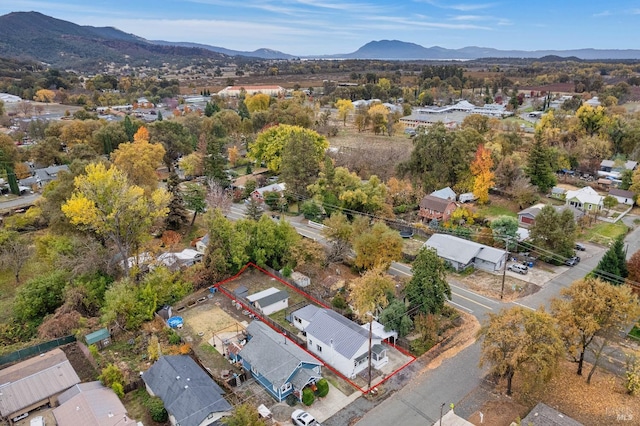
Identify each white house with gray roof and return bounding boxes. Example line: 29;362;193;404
232;321;322;402
290;306;387;379
246;287;289;315
142;355;232;426
424;234;507;273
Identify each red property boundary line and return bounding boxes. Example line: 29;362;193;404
212;263;416;394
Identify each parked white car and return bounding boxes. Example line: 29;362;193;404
291;409;321;426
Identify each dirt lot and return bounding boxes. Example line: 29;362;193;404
470;359;640;426
453;270;540;302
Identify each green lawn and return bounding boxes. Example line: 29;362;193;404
580;221;629;245
476;204;517;219
629;326;640;341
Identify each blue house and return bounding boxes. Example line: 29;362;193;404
231;321;323;402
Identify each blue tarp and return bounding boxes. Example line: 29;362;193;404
167;316;184;328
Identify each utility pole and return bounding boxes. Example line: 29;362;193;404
439;402;445;425
500;235;510;300
367;316;373;392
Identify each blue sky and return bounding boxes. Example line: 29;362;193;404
2;1;638;55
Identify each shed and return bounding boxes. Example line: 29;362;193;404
84;328;111;349
247;288;289;315
290;271;310;287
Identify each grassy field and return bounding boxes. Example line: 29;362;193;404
580;221;629;245
475;203;518;219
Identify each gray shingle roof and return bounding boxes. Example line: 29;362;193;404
303;309;369;359
253;290;288;307
240;321;321;388
142;356;231;426
430;187;456;200
520;402;583;426
54;382;136;426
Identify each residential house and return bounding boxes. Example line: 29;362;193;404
142;355;232;426
84;328;111;350
53;381;137;426
430;187;457;201
251;183;286;203
19;165;70;189
521;402;583;426
246;288;289;316
231;321;322;402
0;348;81;422
418;195;457;223
290;305;387;379
608;188;635;206
598;159;638;180
550;186;566;200
565;186;604;212
584;96;601;107
156;249;203;271
518;203;583;228
195;234;209;254
423;234;507;273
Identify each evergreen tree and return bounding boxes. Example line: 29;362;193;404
238;100;251;120
204;102;215;117
526;137;556;192
123;115;136;142
405;247;451;315
165;172;189;230
593;236;628;285
156;111;163;121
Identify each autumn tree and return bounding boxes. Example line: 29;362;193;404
592;235;628;285
34;89;56;103
111;127;165;194
353;222;403;270
244;93;271;113
479;307;563;395
575;104;607;137
0;231;34;284
336;99;355;126
627;250;640;283
349;267;395;319
368;103;389;135
222;404;266;426
470;144;494;204
322;212;355;263
203;210;250;281
552;277;640;383
405;247;451;316
62;163;170;276
249;124;328;174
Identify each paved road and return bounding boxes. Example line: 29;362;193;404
0;193;41;212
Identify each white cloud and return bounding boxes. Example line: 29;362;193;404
415;0;496;11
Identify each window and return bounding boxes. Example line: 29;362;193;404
281;382;292;393
308;339;312;346
251;365;258;375
316;344;322;352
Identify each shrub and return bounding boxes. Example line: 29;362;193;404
146;396;169;422
168;330;182;345
302;387;315;406
99;364;125;394
282;266;292;277
111;382;124;398
332;293;348;310
315;379;329;398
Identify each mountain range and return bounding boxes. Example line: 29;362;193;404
1;11;640;71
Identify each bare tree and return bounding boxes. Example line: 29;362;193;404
0;234;34;284
206;179;232;214
17;101;33;117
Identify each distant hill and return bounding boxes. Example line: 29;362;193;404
334;40;640;60
0;11;229;70
2;12;640;71
150;40;295;59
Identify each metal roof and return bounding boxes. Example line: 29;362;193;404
85;328;110;345
142;356;231;426
292;304;321;323
0;349;80;417
520;402;583;426
424;233;507;265
54;382;137;426
239;321;321;388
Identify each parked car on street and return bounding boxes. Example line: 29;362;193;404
565;255;581;266
575;243;586;251
292;409;321;426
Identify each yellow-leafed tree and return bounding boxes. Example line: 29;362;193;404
61;163;169;275
34;89;56;103
336;99;354;126
470;144;494;204
349;267;395;320
244;93;271;113
111;127;165;194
